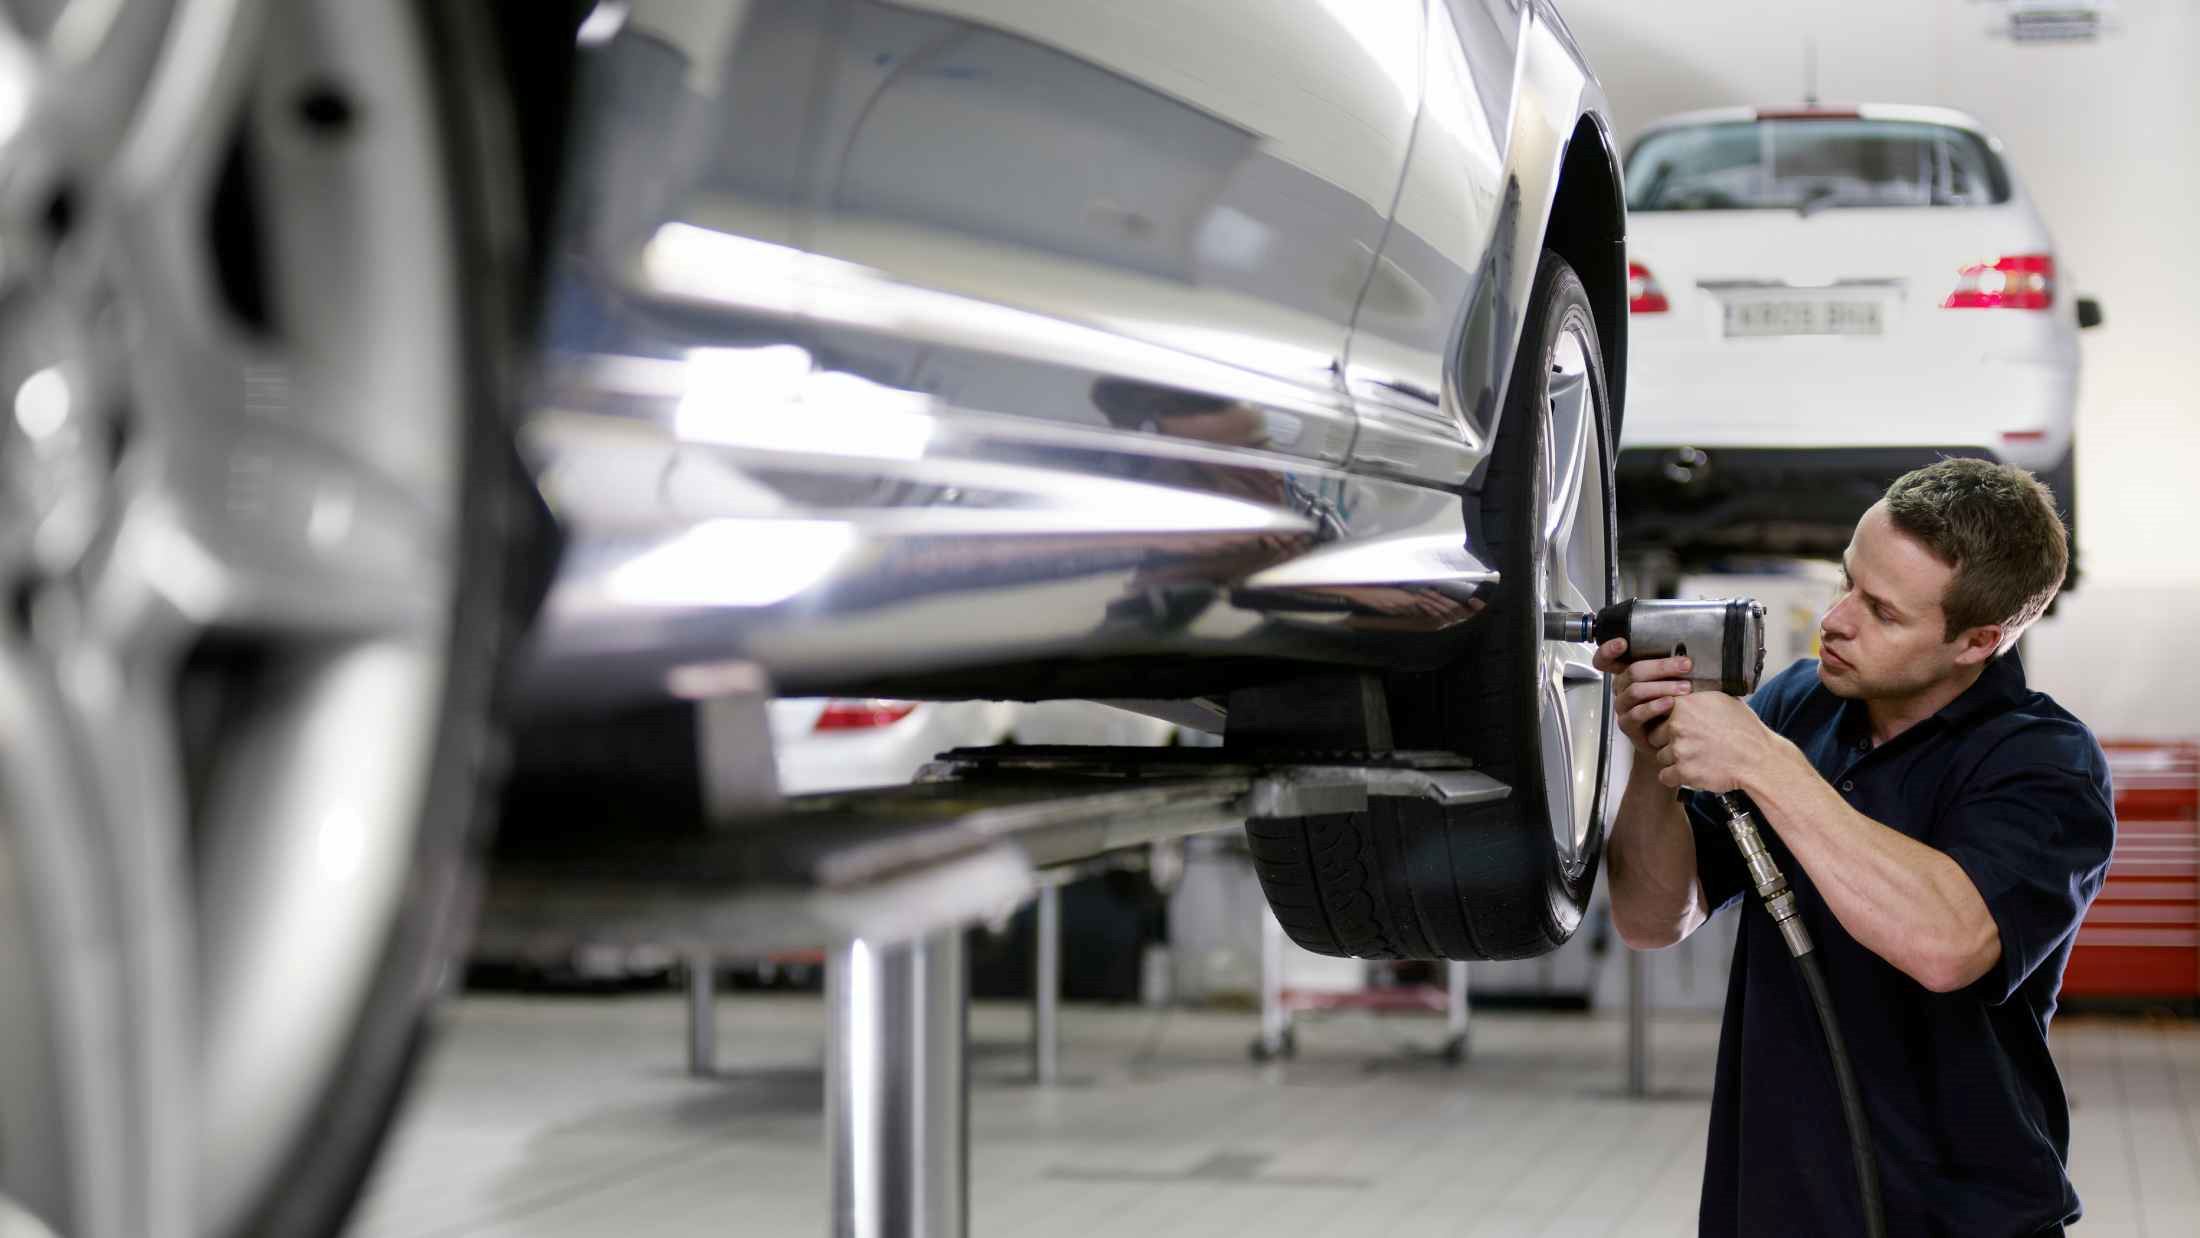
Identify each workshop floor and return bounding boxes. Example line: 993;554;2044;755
346;993;2199;1237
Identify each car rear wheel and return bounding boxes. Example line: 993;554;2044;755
1248;252;1617;960
0;2;529;1234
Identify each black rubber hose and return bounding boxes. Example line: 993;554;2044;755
1793;950;1887;1238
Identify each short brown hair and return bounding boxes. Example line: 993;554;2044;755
1882;458;2069;641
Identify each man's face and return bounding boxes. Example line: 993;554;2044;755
1817;503;1974;700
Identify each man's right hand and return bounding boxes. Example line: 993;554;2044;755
1593;639;1695;759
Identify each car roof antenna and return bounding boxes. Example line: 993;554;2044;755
1803;35;1820;107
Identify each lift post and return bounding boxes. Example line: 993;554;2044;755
828;930;968;1238
478;743;1508;1238
688;950;717;1077
1033;883;1062;1085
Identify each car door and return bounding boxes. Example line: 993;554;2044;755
791;0;1425;467
1343;0;1518;488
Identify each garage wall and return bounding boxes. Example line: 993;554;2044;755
1562;0;2200;735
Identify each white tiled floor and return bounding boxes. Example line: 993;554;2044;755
346;994;2199;1237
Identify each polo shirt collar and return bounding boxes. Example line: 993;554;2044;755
1936;647;2031;728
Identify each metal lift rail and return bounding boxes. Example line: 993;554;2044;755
481;743;1506;1238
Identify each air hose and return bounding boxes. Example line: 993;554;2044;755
1714;790;1887;1238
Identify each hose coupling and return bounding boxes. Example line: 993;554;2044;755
1723;802;1816;958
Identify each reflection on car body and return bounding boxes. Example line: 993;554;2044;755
517;0;1624;709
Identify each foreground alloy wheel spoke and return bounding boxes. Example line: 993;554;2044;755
61;644;196;1234
0;633;136;1235
92;413;456;643
0;0;181;186
87;0;453;644
192;633;449;1231
0;605;199;1231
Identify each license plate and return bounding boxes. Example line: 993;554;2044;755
1723;298;1884;338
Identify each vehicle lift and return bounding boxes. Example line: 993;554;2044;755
481;710;1508;1238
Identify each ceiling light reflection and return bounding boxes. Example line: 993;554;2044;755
1313;0;1422;113
14;366;70;440
644;222;1335;399
675;345;936;461
605;518;856;608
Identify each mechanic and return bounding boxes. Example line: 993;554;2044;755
1597;457;2114;1237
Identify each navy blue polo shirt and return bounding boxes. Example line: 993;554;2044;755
1686;652;2114;1238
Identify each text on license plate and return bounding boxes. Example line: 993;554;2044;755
1723;299;1884;338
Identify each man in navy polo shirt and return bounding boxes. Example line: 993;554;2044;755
1597;458;2114;1237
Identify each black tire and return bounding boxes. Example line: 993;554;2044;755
1249;252;1618;961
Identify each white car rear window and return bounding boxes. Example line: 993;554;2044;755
1626;119;2011;212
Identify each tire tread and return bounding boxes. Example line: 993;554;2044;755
1247;252;1615;962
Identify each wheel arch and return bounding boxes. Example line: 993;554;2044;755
1541;114;1628;439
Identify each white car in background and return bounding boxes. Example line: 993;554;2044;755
769;699;1181;795
1617;104;2101;574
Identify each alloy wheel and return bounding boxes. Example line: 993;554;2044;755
1531;314;1615;874
0;1;482;1232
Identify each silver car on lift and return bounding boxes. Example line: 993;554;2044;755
0;0;1624;1232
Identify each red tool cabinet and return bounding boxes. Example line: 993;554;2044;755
2060;741;2200;1001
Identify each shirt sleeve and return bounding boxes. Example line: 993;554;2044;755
1939;734;2116;1006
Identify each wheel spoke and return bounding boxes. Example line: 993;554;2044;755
195;636;447;1223
107;0;267;201
0;0;181;178
0;604;197;1230
1542;366;1589;545
1563;675;1607;850
85;0;459;643
1556;645;1601;685
1547;554;1596;620
91;410;456;640
58;637;195;1233
0;633;133;1233
1539;668;1577;850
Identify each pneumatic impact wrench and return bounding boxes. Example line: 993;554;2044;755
1547;598;1886;1238
1545;600;1810;956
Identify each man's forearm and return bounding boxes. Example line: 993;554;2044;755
1742;750;2001;992
1606;757;1710;949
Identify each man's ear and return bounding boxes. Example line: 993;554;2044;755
1953;624;2006;667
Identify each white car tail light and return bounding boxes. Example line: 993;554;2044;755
1628;261;1669;314
814;699;919;731
1944;254;2054;310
